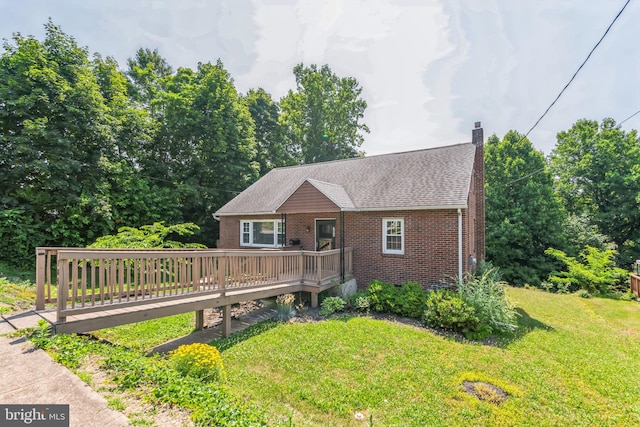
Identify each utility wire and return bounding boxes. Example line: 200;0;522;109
523;0;632;138
501;0;632;188
618;108;640;127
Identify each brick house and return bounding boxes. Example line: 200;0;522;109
214;123;485;289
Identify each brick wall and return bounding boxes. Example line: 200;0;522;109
218;208;469;289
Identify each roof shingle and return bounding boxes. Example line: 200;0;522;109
216;142;477;215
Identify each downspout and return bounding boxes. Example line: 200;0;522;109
457;208;463;284
340;210;345;283
281;213;286;247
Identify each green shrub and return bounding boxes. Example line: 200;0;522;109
366;280;399;312
347;290;371;312
606;290;636;301
575;289;592;299
170;343;225;382
395;281;428;318
545;246;629;295
320;296;346;316
457;268;518;333
89;222;206;249
423;290;481;338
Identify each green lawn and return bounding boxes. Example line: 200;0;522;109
91;313;195;351
219;288;640;426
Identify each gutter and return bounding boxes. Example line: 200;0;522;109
458;208;463;284
215;204;469;217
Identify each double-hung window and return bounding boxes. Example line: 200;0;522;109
240;220;285;248
383;218;404;255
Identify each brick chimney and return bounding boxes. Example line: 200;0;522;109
472;122;485;263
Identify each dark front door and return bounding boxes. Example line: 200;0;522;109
316;219;336;251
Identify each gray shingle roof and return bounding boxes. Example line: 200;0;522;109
216;142;477;215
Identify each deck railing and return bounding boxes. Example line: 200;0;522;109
631;273;640;298
36;247;353;315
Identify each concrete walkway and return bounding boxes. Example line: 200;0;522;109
0;311;131;426
0;304;279;426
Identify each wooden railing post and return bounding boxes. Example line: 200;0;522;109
57;256;68;323
35;248;46;310
298;252;305;283
219;254;226;295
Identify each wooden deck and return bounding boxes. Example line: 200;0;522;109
35;247;353;335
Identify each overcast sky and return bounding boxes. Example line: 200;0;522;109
2;0;638;155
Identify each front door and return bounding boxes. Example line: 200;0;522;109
316;219;336;251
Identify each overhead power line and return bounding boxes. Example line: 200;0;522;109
501;0;632;188
523;0;632;138
618;108;640;127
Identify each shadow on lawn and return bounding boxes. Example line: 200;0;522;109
487;308;554;348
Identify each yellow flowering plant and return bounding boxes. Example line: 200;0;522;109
169;343;225;382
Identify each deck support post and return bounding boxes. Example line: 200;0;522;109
36;248;46;311
222;305;231;337
311;292;318;308
195;309;204;330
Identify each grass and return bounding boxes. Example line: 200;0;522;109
218;287;640;426
90;313;196;351
18;284;640;426
0;272;37;314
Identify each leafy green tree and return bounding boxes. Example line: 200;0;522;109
0;21;112;254
92;54;180;228
244;88;293;175
279;63;369;163
126;47;172;113
550;118;640;267
149;61;258;246
485;131;566;285
563;213;610;257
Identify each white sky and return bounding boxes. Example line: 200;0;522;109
1;0;638;155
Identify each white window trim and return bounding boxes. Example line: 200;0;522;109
239;220;285;248
382;218;404;255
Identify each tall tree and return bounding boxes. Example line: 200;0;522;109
126;47;172;113
279;63;369;163
550;118;640;267
0;21;112;255
93;54;180;228
485;131;566;285
244;88;293;175
150;61;258;246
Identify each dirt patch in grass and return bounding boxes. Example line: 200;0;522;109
462;381;508;404
203;300;265;328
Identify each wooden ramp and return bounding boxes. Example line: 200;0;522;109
35;247;353;336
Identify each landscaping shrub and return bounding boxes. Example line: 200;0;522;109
366;280;399;312
545;246;629;295
170;343;225;382
347;290;371;312
423;290;482;338
275;293;295;320
320;296;346;316
575;289;592;299
395;281;428;318
457;268;518;333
